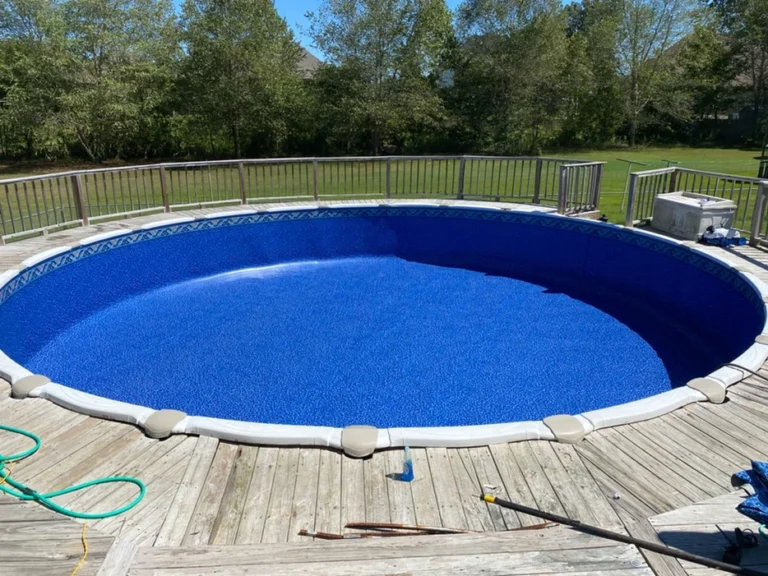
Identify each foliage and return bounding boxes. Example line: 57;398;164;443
178;0;304;158
0;0;766;160
307;0;453;154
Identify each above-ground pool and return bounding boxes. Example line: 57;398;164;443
0;203;766;450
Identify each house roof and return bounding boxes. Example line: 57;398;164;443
298;50;321;78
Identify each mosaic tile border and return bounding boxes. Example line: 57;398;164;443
0;205;763;312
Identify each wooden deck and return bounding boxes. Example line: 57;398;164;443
2;206;768;575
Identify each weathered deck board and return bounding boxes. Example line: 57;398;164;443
0;496;115;576
384;448;417;526
287;447;321;541
234;446;278;544
208;445;259;545
128;525;650;575
260;447;300;543
182;441;238;546
154;436;218;547
650;492;768;576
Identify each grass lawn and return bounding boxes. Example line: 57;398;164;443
0;147;765;237
552;147;766;222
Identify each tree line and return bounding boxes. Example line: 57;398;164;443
0;0;766;162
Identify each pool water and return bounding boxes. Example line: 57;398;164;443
0;208;761;429
28;255;702;427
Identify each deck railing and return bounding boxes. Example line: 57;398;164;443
625;166;768;235
0;156;605;243
558;162;603;214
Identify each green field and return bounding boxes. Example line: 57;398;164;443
555;147;766;223
0;147;765;238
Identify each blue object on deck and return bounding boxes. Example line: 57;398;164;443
733;461;768;526
400;447;414;482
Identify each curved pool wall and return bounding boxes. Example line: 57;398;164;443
0;202;767;451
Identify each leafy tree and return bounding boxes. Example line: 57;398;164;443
308;0;453;154
677;20;736;123
560;0;624;145
56;0;178;161
615;0;694;145
453;0;569;153
178;0;305;158
0;0;72;158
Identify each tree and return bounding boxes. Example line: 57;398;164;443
0;0;72;158
56;0;178;161
453;0;569;153
560;0;624;145
677;20;736;123
615;0;694;145
308;0;453;155
178;0;305;158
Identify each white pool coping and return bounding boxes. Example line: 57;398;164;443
1;200;767;454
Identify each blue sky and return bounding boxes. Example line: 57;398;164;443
274;0;463;54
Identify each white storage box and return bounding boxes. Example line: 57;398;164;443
651;192;737;240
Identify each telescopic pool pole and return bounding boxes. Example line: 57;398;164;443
480;494;767;576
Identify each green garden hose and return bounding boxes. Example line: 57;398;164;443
0;423;145;519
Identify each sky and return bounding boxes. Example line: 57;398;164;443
274;0;463;55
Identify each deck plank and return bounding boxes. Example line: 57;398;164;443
529;441;598;525
607;427;716;501
583;431;691;510
407;447;443;528
446;448;495;531
575;437;673;515
509;441;567;516
313;449;342;535
426;447;468;530
467;445;519;530
549;442;621;529
208;445;259;545
182;441;239;546
626;419;734;489
18;419;128;486
487;442;542;526
676;405;768;461
340;454;366;532
92;436;199;537
363;450;390;523
235;446;278;544
96;539;137;576
154;436;219;547
261;447;300;543
664;412;748;470
384;449;417;526
287;448;321;542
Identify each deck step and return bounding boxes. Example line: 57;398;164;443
0;495;115;576
129;525;653;575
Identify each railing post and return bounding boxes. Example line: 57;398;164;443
625;174;639;227
557;165;569;214
668;169;677;192
457;157;466;200
159;166;170;212
71;174;88;226
312;160;319;201
533;159;543;204
385;158;391;199
238;162;246;204
750;183;768;247
592;164;603;209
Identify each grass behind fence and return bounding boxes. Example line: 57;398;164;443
0;158;574;238
1;147;765;238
